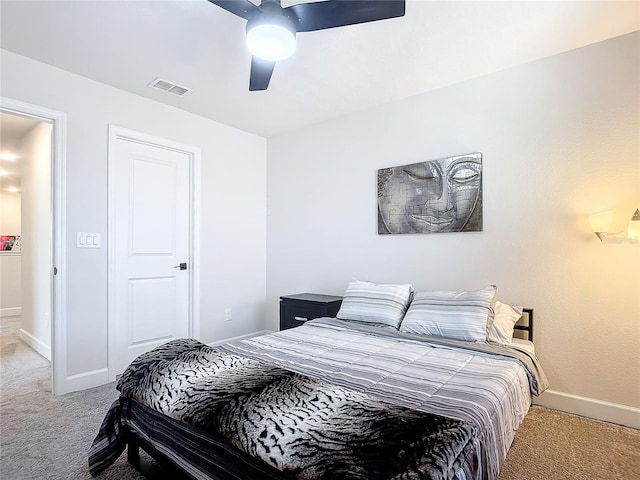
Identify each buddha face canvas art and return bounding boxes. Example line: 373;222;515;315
378;153;483;235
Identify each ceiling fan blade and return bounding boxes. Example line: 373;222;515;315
249;57;276;91
285;0;405;33
207;0;262;21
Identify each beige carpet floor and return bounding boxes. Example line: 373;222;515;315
1;316;638;479
498;405;640;480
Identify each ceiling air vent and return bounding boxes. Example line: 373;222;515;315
147;77;190;96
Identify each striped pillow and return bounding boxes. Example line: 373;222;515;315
336;280;414;329
399;286;497;342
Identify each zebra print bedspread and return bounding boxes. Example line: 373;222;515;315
90;339;477;480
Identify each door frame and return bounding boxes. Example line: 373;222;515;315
107;125;201;381
0;97;67;395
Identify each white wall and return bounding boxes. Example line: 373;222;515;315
19;121;52;359
267;33;639;424
0;254;21;316
1;50;267;392
0;190;21;232
0;191;22;316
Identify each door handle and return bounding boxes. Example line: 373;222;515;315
172;263;188;270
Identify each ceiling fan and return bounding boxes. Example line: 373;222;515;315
208;0;406;91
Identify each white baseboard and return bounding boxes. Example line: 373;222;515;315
1;307;22;317
19;328;51;362
207;330;273;347
535;389;640;429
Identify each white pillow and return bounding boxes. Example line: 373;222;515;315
487;301;523;345
399;286;496;342
336;280;414;329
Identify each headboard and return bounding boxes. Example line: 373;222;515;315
513;308;534;342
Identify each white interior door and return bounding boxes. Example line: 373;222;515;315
109;129;194;380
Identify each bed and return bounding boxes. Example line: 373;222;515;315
89;283;548;480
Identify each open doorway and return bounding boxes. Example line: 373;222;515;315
1;98;66;395
0;111;53;393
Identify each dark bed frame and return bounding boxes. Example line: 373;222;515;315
124;309;535;479
515;308;534;341
127;436;186;479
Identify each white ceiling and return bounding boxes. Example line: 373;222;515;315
0;1;638;138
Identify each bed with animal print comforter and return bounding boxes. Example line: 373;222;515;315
89;318;548;480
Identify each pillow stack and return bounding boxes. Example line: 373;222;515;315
399;286;497;343
335;281;525;345
336;280;414;329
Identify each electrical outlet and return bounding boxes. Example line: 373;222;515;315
225;308;232;322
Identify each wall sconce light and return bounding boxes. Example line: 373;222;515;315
589;209;640;243
589;210;614;241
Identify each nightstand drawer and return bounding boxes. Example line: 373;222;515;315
279;293;343;331
282;304;324;328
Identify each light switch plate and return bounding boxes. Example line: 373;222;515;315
77;232;101;248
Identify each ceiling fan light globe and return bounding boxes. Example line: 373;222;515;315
246;23;296;62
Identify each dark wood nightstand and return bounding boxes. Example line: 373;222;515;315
279;293;343;330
